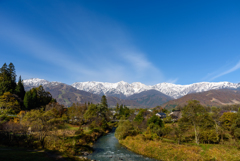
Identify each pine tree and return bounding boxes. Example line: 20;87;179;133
15;76;25;100
101;95;108;108
116;103;120;113
31;88;38;108
0;63;17;95
8;63;16;92
0;63;11;95
23;91;32;109
119;104;124;116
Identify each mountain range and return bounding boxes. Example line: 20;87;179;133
162;89;240;109
23;78;240;108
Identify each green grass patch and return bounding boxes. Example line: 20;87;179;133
83;127;91;134
65;123;79;131
162;137;176;143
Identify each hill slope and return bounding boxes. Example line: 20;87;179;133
23;79;171;108
127;89;173;107
25;82;142;107
162;89;240;109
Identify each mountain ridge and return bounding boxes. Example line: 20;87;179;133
24;78;240;99
162;89;240;109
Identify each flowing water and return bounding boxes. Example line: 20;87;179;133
87;129;159;161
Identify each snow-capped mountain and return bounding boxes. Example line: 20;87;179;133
23;78;61;87
72;81;240;99
23;78;240;99
152;82;239;98
23;78;49;86
71;81;151;97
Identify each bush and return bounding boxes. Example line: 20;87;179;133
147;115;164;127
234;128;240;138
89;121;97;130
115;120;138;140
200;130;219;144
100;119;109;131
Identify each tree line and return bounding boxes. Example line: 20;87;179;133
0;63;116;159
0;63;54;114
115;99;240;146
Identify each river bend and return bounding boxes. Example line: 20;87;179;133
87;129;158;161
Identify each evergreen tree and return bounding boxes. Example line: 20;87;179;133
119;104;124;116
101;95;108;108
23;91;32;109
116;103;120;113
36;85;52;107
0;63;11;95
15;76;25;100
0;63;7;73
31;88;38;108
23;86;52;110
123;105;130;117
8;63;16;92
0;63;17;95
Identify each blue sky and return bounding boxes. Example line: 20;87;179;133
0;0;240;85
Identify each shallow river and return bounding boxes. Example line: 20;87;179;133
87;129;158;161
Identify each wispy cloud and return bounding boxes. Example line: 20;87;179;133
0;2;165;85
167;78;179;84
209;60;240;81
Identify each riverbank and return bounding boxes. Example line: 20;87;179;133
87;128;158;161
119;134;240;161
0;124;113;161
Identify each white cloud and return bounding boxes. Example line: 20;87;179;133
0;3;165;85
209;60;240;81
167;78;179;84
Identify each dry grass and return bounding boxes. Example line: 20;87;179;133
203;146;240;161
120;135;240;161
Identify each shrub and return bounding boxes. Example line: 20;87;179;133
234;128;240;138
115;120;138;140
200;130;219;144
147;115;164;127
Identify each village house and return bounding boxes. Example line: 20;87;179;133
156;112;166;119
169;110;182;121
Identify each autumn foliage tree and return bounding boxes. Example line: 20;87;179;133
180;100;208;144
22;109;63;148
0;92;21;114
67;103;87;124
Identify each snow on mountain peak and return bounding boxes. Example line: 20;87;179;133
23;78;49;86
71;81;240;98
23;78;61;87
23;78;240;99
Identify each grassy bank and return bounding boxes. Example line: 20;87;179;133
119;135;240;161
